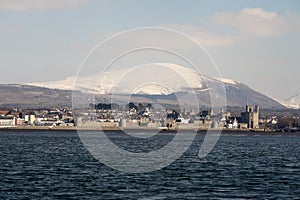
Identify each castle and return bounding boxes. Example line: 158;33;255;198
241;105;259;129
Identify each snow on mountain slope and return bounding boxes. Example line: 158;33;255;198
27;63;286;109
27;63;202;94
214;78;238;85
282;93;300;109
28;63;235;95
287;93;300;104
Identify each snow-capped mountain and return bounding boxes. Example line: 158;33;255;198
28;63;233;95
282;93;300;109
29;63;209;95
27;63;285;109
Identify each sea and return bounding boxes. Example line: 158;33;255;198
0;130;299;199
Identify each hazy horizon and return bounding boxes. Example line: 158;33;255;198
0;0;299;101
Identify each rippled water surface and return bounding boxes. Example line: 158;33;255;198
0;131;299;199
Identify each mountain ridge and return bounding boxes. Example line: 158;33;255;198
282;93;300;109
0;82;287;109
21;63;285;109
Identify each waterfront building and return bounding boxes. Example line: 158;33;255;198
241;105;259;129
0;116;16;127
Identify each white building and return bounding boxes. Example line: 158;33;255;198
0;116;16;127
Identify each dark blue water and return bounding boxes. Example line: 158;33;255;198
0;131;299;199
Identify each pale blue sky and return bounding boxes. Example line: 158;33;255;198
0;0;299;100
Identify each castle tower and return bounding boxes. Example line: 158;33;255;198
252;105;259;129
241;105;259;129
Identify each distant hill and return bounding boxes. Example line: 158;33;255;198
0;84;73;108
0;64;287;109
26;63;285;109
282;93;300;109
0;82;286;109
121;83;285;109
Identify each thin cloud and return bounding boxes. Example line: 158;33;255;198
211;8;300;36
75;8;299;52
88;25;237;50
0;0;87;11
161;24;236;47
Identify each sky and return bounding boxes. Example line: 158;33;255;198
0;0;299;101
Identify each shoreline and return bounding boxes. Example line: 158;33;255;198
0;126;299;134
